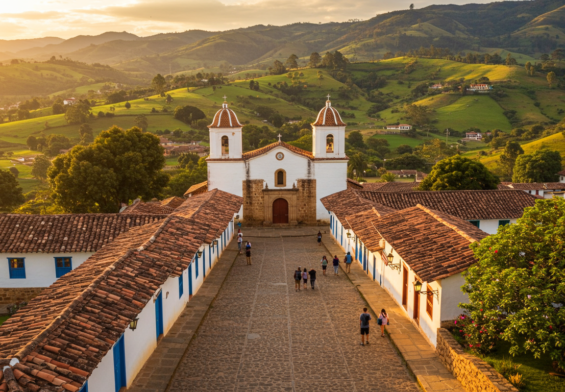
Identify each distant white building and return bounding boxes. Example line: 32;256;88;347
430;84;443;89
467;84;492;93
63;98;76;105
499;182;565;199
465;132;482;140
386;124;412;131
560;169;565;183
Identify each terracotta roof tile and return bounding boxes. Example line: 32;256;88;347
0;214;166;253
346;178;363;190
0;189;243;392
120;200;176;215
363;182;419;192
369;205;488;282
498;182;565;191
344;209;385;253
183;181;208;197
208;102;242;128
359;189;537;220
241;141;313;160
160;196;185;209
320;189;397;229
559;169;565;176
312;100;346;126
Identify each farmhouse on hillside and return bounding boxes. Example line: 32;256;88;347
385;124;412;132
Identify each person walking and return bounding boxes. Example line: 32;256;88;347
345;252;352;273
237;229;243;254
308;268;317;289
245;241;252;265
332;255;339;275
317;231;322;246
294;267;302;291
321;256;328;276
378;309;389;338
302;268;308;290
360;307;372;346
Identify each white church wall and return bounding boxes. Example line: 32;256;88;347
476;219;517;235
312;126;346;158
0;252;93;288
314;161;348;220
246;147;310;188
209;128;243;159
207;161;246;197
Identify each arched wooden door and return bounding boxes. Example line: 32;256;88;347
272;198;289;224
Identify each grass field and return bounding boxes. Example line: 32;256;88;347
0;315;8;326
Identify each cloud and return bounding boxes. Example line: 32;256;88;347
0;11;65;20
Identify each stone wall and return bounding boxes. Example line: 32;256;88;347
296;179;317;225
242;179;265;225
436;328;518;392
0;287;44;306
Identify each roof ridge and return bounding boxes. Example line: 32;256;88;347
416;204;477;244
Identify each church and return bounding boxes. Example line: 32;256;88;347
205;97;349;225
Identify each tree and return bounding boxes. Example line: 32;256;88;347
135;114;149;131
525;61;531;75
366;138;389;150
381;172;396;182
165;94;173;104
152;74;167;95
414;139;455;163
547;71;557;88
17;109;30;120
26;135;38;151
52;102;65;115
44;134;72;156
308;52;321;68
174;105;206;124
285;54;298;69
64;103;90;124
8;167;19;178
79;123;92;138
405;104;430;127
386;154;427;170
460;198;565;369
410;3;414;10
499;141;524;177
178;152;200;169
348;152;367;179
347;131;366;149
164;158;207;197
512;150;562;183
125;101;131;109
49;126;168;213
505;53;517;66
418;155;499;190
396;144;413;154
269;60;286;75
0;168;24;211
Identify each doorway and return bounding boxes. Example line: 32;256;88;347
402;266;408;308
413;280;420;325
113;334;126;392
272;198;289;224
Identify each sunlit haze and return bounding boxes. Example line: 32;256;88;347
1;0;495;40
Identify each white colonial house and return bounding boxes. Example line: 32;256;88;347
63;98;76;105
0;189;242;392
499;182;565;199
206;96;348;225
386;124;412;131
465;132;482;140
430;84;443;89
560;169;565;183
343;205;488;346
467;84;492;92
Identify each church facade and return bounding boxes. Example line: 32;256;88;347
206;98;349;225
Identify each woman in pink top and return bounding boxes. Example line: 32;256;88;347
378;309;388;337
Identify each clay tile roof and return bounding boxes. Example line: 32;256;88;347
347;178;363;190
160;196;186;209
559;169;565;176
120;200;176;215
241;141;314;160
363;182;419;192
183;181;208;197
370;205;488;282
359;189;537;220
498;182;565;191
0;189;243;392
208;102;243;128
320;188;397;229
0;214;166;253
312;99;346;127
344;209;386;253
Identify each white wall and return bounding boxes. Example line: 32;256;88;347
474;218;517;235
88;343;115;392
209;127;243;159
312;125;346;158
0;252;93;288
440;273;468;321
314;161;348;220
417;280;441;347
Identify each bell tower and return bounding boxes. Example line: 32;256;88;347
311;96;346;158
208;97;243;159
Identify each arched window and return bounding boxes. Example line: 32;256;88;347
221;136;229;156
275;169;286;187
326;134;334;153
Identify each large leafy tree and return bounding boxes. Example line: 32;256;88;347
151;74;167;94
460;198;565;369
418;155;499;190
31;155;52;182
308;52;321;68
165;158;207;197
285;54;298;69
64;102;90;124
512;150;562;183
0;168;24;211
49;126;168;213
174;105;206;125
499;141;524;178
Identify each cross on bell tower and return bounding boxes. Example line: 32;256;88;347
278;134;282;142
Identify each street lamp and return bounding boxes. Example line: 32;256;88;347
129;317;139;331
346;231;352;238
414;281;439;299
197;250;203;258
212;240;218;246
387;251;401;272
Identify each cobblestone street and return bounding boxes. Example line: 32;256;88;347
168;232;420;391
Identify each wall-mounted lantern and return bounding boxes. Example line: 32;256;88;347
387;251;401;272
129;317;139;331
197;250;203;258
414;281;439;299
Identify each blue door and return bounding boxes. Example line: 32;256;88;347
363;247;367;272
188;262;193;296
113;334;126;392
373;255;376;281
155;291;164;339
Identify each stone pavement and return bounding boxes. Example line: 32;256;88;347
323;235;465;392
127;246;240;392
166;229;420;391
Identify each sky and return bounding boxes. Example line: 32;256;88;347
0;0;496;40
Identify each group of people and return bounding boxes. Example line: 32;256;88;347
294;267;317;290
237;229;252;265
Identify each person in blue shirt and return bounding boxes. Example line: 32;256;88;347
345;252;352;273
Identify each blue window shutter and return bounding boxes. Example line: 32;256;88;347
113;334;126;392
188;263;193;295
195;256;199;278
8;258;26;279
498;220;510;227
54;257;72;278
178;274;184;298
79;381;88;392
468;220;480;228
